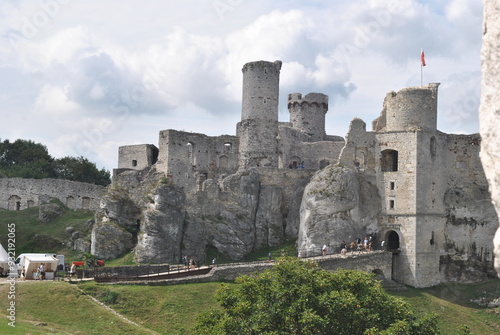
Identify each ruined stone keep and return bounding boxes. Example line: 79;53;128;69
94;60;497;288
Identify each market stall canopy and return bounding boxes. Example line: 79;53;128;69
24;255;58;280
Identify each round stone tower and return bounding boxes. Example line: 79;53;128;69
288;92;328;141
238;60;282;168
384;83;440;131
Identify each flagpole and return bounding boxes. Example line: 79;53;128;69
420;63;422;87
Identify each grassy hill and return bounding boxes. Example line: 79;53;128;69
0;204;94;258
0;279;499;334
1;206;499;334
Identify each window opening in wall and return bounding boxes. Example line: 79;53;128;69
223;143;232;153
389;200;395;209
132;160;137;167
390;182;395;190
430;136;437;157
380;149;398;172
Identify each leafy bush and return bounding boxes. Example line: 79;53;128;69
194;258;439;334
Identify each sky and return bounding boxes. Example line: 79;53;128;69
0;0;483;171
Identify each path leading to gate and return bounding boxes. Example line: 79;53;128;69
97;250;394;286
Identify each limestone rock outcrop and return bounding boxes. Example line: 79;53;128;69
183;168;262;261
91;222;134;259
298;165;380;255
38;202;65;222
135;184;186;264
480;0;500;277
91;184;141;259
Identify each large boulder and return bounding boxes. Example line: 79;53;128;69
298;165;380;256
91;222;134;259
38;202;65;222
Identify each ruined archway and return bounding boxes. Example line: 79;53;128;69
290;156;301;169
372;269;385;280
8;195;21;211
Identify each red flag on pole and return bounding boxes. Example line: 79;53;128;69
421;49;426;67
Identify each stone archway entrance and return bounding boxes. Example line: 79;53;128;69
387;230;400;250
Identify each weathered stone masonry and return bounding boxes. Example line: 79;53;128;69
0;177;104;211
101;59;498;288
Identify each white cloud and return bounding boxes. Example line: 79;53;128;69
0;0;484;171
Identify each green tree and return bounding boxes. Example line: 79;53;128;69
194;258;439;335
0;139;55;178
0;139;111;185
54;156;111;186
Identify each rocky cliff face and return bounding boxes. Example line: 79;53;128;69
135;183;185;264
298;165;380;255
442;187;499;281
182;168;287;262
480;0;500;277
92;167;312;264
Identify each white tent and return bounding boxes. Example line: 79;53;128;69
24;255;58;280
0;243;9;276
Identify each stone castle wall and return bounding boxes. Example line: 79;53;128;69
118;144;158;170
0;178;104;211
155;129;239;193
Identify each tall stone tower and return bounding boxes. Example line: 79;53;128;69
288;92;328;141
384;83;440;131
377;83;446;287
237;60;282;168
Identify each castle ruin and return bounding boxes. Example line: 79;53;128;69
92;60;497;288
0;178;104;211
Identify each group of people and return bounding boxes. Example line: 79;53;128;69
182;255;197;269
346;237;375;255
322;236;377;257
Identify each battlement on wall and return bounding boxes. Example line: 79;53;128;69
287;92;329;111
241;60;282;74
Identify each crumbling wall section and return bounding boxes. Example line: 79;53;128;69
0;178;104;211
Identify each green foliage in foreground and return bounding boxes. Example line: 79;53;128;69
194;258;439;335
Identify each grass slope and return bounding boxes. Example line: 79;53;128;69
0;281;154;335
0;205;94;257
0;279;498;335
